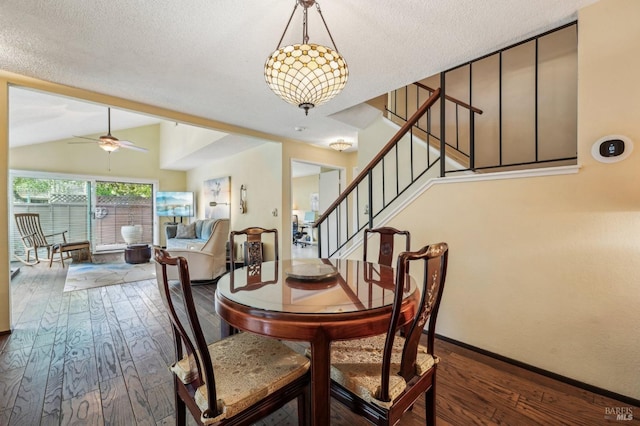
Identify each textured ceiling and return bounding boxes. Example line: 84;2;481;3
0;0;598;159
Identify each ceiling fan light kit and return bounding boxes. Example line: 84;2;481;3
264;0;348;115
98;139;120;152
71;107;149;153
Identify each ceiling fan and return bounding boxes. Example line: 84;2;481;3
71;107;149;153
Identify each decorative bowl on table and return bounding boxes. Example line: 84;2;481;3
285;263;339;289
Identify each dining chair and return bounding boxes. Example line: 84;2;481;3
330;242;449;426
154;248;310;426
229;227;279;269
363;227;411;267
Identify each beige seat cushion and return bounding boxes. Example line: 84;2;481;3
330;334;437;409
170;332;309;424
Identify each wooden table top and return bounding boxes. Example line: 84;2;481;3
217;258;415;317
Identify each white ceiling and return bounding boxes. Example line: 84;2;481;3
1;0;598;165
8;88;165;147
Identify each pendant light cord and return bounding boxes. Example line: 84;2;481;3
315;3;339;52
273;1;339;51
275;2;299;49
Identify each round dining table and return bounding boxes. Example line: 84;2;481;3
215;258;419;426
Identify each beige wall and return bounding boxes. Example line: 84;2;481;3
159;121;227;169
292;174;319;212
381;0;640;400
11;124;173;180
186;142;283;260
186;140;356;261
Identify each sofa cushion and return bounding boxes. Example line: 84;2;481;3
166;238;207;250
194;220;204;239
176;223;196;239
200;219;217;240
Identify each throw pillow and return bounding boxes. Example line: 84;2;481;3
175;223;196;239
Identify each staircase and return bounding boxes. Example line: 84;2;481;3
314;22;578;258
316;88;446;257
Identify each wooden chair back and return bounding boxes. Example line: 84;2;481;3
229;227;279;268
380;242;448;401
363;227;411;267
154;248;220;418
155;247;310;425
330;242;448;426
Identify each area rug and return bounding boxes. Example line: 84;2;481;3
64;261;156;292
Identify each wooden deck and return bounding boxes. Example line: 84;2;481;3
0;262;637;425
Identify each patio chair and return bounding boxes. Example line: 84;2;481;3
330;242;449;426
14;213;91;268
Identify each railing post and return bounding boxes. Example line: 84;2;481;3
317;222;322;258
367;169;373;229
470;113;475;171
440;72;446;177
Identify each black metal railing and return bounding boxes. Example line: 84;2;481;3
314;22;578;258
315;89;445;257
387;81;482;172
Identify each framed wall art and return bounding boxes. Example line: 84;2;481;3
203;176;231;219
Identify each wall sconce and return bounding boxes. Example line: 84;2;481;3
240;184;247;214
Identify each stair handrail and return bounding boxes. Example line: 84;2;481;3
413;82;482;114
315;88;441;228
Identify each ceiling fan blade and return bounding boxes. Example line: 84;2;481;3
120;145;149;152
72;135;100;142
68;141;98;145
118;140;149;152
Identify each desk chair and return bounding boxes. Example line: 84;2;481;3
330;242;449;426
292;215;308;247
154;248;310;425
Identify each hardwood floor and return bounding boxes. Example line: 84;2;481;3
1;262;638;425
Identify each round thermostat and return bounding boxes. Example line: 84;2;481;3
591;135;633;163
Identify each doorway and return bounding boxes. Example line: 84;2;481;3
291;160;345;259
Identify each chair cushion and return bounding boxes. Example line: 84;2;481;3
52;241;90;251
175;223;196;239
170;332;309;424
330;334;437;409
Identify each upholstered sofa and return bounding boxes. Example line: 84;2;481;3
166;219;216;250
164;218;230;282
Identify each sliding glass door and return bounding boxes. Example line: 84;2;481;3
92;181;153;251
10;174;156;258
